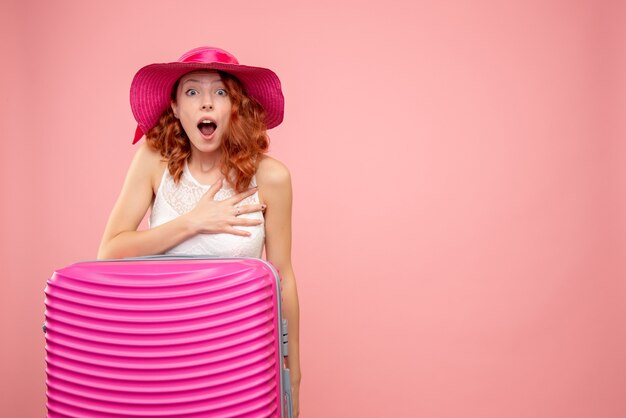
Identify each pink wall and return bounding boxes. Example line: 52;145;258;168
2;0;625;417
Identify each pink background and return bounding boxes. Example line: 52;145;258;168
2;0;625;417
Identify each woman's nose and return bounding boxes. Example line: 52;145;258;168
201;95;213;111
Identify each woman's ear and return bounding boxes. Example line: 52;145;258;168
171;101;179;119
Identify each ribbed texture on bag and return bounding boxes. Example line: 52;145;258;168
44;259;281;417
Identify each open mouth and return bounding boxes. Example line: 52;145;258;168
198;120;217;137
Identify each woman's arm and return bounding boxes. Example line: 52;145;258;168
98;143;186;259
98;143;264;259
257;157;301;416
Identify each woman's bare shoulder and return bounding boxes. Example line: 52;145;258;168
133;142;164;165
256;155;291;187
128;142;167;191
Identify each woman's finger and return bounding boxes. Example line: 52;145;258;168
204;178;224;200
222;226;253;237
233;204;266;216
231;218;264;227
225;186;258;204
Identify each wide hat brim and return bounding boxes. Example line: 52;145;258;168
130;61;284;144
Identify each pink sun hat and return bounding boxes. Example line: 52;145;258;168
130;46;284;144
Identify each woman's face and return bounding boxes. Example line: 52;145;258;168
171;70;232;155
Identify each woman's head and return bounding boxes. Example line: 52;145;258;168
146;70;269;192
130;46;282;192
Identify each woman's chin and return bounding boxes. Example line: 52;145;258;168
190;134;222;153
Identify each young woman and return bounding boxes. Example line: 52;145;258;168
97;46;301;416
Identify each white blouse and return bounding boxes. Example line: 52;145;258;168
149;161;265;258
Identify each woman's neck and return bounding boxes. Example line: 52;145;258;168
188;149;222;173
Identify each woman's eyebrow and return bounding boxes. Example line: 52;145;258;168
181;78;224;85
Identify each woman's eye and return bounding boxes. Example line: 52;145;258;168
185;89;198;96
216;88;228;97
